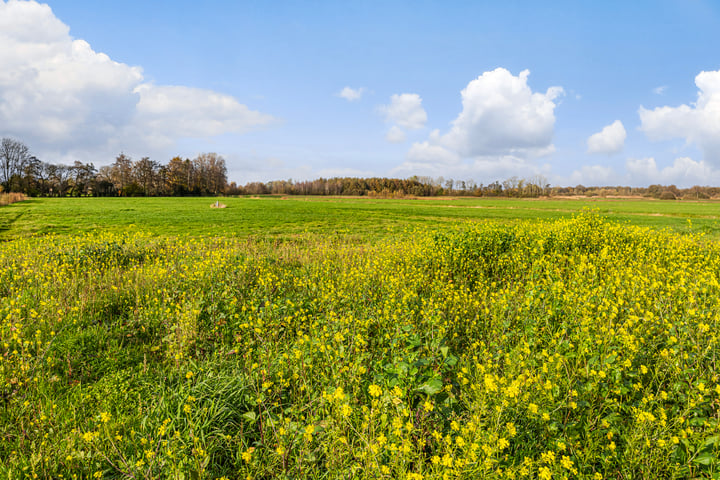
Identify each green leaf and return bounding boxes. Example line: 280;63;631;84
440;346;449;358
702;435;719;450
417;378;443;395
694;452;715;466
242;411;257;423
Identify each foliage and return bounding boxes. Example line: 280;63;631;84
1;211;720;478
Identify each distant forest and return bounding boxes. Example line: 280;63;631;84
1;138;718;200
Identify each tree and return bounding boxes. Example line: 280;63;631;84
0;138;31;189
111;153;134;195
46;164;71;196
133;157;160;195
193;153;227;195
166;156;192;195
70;161;97;196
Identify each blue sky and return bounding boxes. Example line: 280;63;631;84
2;0;720;186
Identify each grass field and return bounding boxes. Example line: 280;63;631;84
1;197;720;479
2;196;720;240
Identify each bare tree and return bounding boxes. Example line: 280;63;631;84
111;153;133;195
0;138;31;188
133;157;160;195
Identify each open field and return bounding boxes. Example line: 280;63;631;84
1;197;720;478
2;196;720;240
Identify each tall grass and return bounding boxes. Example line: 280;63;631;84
0;192;27;206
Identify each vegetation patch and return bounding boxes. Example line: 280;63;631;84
1;212;719;478
0;192;27;206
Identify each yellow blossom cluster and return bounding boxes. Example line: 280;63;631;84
1;213;720;478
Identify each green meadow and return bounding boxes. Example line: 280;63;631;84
2;196;720;240
1;197;720;479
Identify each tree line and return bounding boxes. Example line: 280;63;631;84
0;138;227;196
2;137;719;199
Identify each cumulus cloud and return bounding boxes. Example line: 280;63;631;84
395;68;562;177
437;68;563;157
639;70;720;165
587;120;626;154
337;86;366;101
0;0;273;161
385;125;406;143
379;93;427;130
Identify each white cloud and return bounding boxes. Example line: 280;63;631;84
560;165;617;187
395;141;551;181
405;141;460;165
625;156;720;186
587;120;626;154
653;85;667;95
134;85;273;146
0;0;274;162
438;68;563;157
385;125;406;143
639;70;720;165
337;86;366;102
560;156;720;188
395;68;562;178
379;93;427;130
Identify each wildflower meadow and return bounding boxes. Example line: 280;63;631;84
1;199;719;479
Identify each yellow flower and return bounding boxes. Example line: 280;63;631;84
241;447;255;463
368;384;382;397
538;466;552;480
186;371;194;379
423;400;434;412
304;424;315;441
541;450;555;464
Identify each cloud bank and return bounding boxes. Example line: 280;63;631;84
561;156;720;188
0;0;274;162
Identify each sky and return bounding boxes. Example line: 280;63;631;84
2;0;720;187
